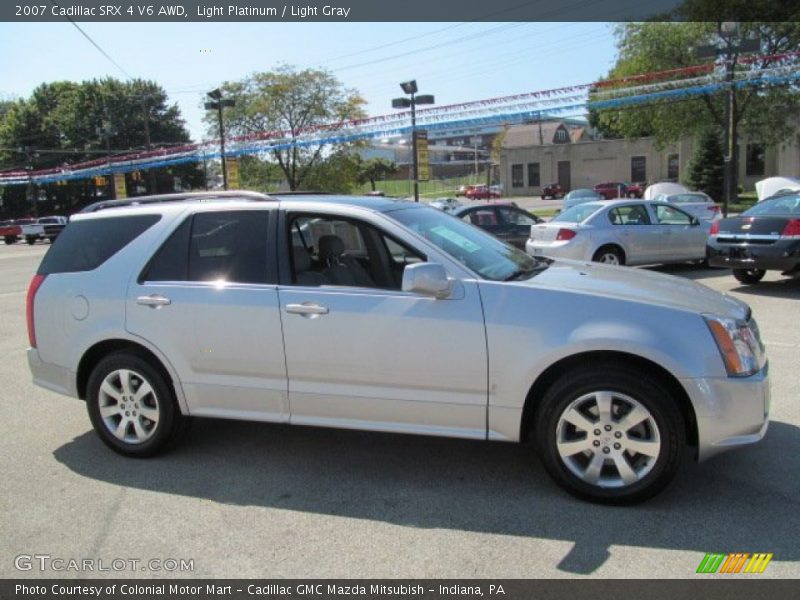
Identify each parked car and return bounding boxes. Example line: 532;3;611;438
0;221;22;245
651;192;721;222
37;216;69;242
563;189;604;211
28;191;769;504
626;182;645;198
455;185;469;197
429;197;464;213
453;203;543;249
594;181;629;200
526;199;711;265
707;192;800;284
14;218;45;245
541;183;566;199
465;185;500;200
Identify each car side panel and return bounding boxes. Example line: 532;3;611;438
477;281;724;441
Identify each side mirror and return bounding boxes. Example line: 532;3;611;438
402;262;453;299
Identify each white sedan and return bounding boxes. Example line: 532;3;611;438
526;199;712;266
651;192;721;222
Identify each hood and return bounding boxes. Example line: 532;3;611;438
755;177;800;201
522;259;749;319
643;182;688;200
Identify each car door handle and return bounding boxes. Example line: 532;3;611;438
137;294;171;308
286;303;329;317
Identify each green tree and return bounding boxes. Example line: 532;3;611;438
209;66;366;191
302;150;361;194
356;157;398;191
685;129;725;201
0;78;201;214
589;21;800;146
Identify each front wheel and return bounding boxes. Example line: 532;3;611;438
733;268;766;284
535;366;685;504
86;352;189;457
4;236;15;245
25;236;37;245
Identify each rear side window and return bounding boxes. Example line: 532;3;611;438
38;215;160;275
142;210;270;284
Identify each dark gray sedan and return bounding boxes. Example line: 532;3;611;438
454;203;543;249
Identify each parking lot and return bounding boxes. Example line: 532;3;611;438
0;242;798;579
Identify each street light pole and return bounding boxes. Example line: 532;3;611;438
392;80;434;203
205;88;235;190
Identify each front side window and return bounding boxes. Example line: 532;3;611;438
464;208;499;227
288;214;424;290
498;207;538;226
653;204;692;225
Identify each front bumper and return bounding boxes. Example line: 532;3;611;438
27;348;78;398
682;363;770;462
707;238;800;272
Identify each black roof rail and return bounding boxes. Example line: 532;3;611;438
78;190;276;213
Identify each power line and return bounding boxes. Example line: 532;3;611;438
49;0;134;81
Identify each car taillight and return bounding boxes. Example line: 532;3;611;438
26;274;45;348
556;228;577;241
781;219;800;237
709;221;720;234
708;205;720;213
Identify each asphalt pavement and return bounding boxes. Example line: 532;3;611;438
0;243;798;579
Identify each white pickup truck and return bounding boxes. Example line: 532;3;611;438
0;216;67;245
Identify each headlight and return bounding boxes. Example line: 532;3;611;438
704;315;763;377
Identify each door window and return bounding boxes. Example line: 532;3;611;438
608;205;651;226
653;204;692;225
497;207;538;226
140;211;271;284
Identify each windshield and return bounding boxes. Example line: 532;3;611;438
662;193;709;204
390;207;543;281
552;203;603;223
744;194;800;216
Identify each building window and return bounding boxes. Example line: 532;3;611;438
667;154;679;180
511;164;524;188
554;128;568;143
631;156;647;183
527;163;540;187
746;144;765;177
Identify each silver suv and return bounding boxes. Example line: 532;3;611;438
27;192;770;504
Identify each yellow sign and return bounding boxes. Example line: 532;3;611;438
416;130;430;182
113;173;127;199
225;157;240;190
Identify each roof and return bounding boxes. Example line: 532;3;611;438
503;122;573;149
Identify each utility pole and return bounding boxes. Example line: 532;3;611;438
205;89;235;190
697;22;759;217
141;96;158;194
392;81;434;202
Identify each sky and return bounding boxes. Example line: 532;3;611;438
0;21;618;143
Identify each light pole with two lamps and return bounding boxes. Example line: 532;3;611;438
205;88;236;190
392;80;434;202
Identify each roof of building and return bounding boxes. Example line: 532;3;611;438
503;122;574;149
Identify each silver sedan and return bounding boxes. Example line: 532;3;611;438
526;199;712;265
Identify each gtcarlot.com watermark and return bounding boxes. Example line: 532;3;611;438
14;554;194;573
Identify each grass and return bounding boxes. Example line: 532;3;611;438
356;175;486;198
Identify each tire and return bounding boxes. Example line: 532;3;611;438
732;268;766;284
534;365;685;504
26;236;36;245
4;237;15;245
86;351;189;457
592;245;625;266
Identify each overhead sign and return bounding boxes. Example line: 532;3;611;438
416;130;430;182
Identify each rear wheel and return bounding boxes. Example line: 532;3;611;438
733;268;766;284
592;245;625;266
86;352;189;457
535;366;685;504
4;236;15;245
25;236;36;245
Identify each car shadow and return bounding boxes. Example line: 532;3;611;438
645;264;732;281
54;419;800;574
732;278;800;299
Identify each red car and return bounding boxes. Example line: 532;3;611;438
541;183;566;199
0;221;22;245
465;185;501;200
593;181;630;199
626;182;645;198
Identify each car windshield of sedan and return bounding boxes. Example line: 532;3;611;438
552;203;603;223
745;194;800;216
390;207;545;281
